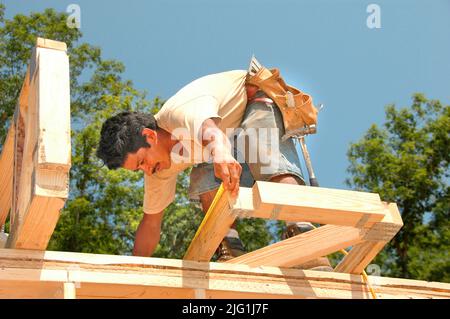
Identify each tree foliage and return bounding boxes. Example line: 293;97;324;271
0;5;273;257
346;94;449;282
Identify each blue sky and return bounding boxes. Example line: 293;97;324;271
4;0;450;190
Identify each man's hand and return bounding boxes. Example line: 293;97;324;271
212;149;242;197
200;119;242;197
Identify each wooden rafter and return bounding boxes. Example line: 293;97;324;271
184;185;237;261
225;224;364;267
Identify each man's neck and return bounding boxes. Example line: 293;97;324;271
156;127;178;151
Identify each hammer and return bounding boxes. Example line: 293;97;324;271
283;118;321;187
298;134;319;187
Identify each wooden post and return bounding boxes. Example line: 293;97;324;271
6;38;71;250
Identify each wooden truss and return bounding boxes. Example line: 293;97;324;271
0;38;449;299
184;183;403;275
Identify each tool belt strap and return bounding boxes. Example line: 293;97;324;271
249;97;274;104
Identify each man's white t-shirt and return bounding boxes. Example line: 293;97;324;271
143;70;248;214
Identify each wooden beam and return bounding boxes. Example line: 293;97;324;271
335;203;403;274
231;182;387;227
225;224;364;267
6;39;71;250
184;185;236;261
0;123;15;227
0;249;449;299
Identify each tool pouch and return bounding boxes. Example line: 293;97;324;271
246;67;318;136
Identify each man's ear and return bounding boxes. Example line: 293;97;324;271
141;128;157;146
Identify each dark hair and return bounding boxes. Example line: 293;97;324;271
96;111;158;169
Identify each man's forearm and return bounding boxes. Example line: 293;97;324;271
200;118;242;196
133;212;162;257
200;118;232;161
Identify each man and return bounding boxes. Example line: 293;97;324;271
97;69;332;271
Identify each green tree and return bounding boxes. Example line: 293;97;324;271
346;93;449;282
0;5;273;257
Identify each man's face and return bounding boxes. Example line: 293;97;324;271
122;129;171;176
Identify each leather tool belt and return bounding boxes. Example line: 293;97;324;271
246;66;318;138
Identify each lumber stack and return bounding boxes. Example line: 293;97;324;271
0;248;449;299
0;38;71;250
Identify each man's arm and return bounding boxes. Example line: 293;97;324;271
133;210;164;257
200;118;242;197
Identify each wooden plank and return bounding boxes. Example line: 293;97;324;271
0;249;449;299
225;224;364;267
6;41;71;250
231;182;387;227
0;124;15;227
184;185;236;262
335;203;403;274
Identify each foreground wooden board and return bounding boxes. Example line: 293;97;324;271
0;249;449;299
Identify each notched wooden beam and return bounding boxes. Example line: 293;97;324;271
6;39;71;250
